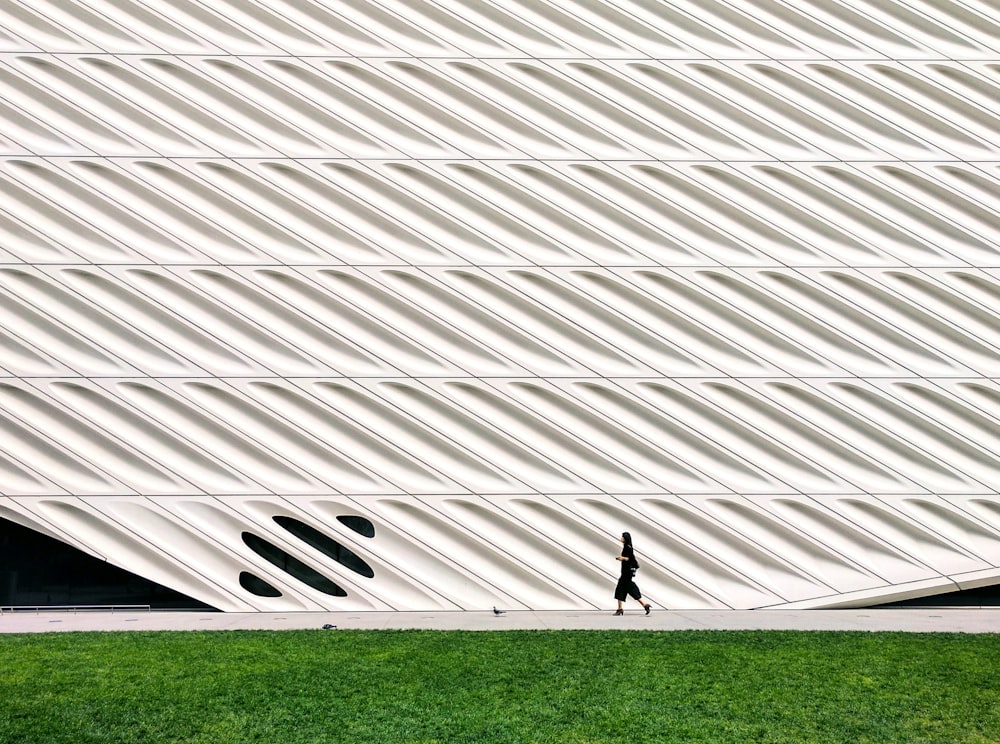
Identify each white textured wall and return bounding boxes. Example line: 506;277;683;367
2;0;1000;611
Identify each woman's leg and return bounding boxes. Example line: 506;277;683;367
631;583;651;613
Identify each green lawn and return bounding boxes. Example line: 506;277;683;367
1;630;998;743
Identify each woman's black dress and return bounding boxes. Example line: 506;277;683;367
614;546;642;601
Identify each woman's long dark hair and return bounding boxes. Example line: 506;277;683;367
621;531;638;568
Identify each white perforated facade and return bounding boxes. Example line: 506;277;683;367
2;0;1000;611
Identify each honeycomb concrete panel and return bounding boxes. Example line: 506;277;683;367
1;0;1000;610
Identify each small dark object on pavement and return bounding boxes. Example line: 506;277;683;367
322;623;336;629
493;607;506;616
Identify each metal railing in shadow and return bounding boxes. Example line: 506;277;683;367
0;604;151;614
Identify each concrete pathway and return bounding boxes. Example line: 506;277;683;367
2;608;998;633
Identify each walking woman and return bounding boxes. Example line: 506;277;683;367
614;531;651;615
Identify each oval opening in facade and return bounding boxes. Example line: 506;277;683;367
273;516;375;578
337;515;375;538
242;532;347;597
238;570;281;598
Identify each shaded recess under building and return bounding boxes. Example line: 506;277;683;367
0;518;216;610
870;584;1000;609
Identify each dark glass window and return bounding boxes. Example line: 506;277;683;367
337;515;375;538
273;516;375;578
239;571;281;598
0;517;215;609
241;532;346;597
867;584;1000;608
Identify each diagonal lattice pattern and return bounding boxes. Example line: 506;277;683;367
1;0;1000;611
